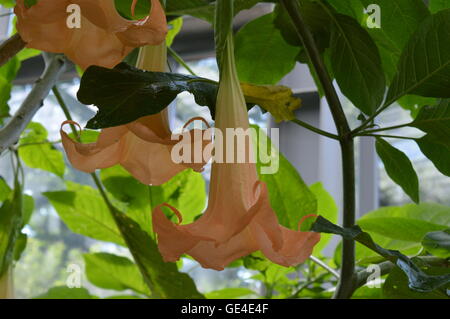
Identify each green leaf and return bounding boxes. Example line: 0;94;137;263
167;0;216;22
386;9;450;106
429;0;450;13
0;57;20;124
416;134;450;177
422;229;450;258
252;125;317;230
0;178;11;203
205;288;256;299
0;0;15;8
34;286;98;299
411;99;450;147
44;183;125;246
383;264;449;299
359;0;430;82
109;207;204;299
359;203;450;241
326;0;366;23
166;17;183;47
78;63;218;129
327;12;385;114
375;138;419;203
312;216;450;293
13;233;27;262
358;203;450;239
398;95;436;118
0;178;23;277
83;252;150;296
274;0;331;48
100;166;206;232
310;182;338;255
235;12;300;85
18;122;65;178
166;0;269;23
354;203;450;262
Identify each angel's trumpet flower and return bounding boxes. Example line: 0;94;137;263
152;36;320;270
15;0;168;69
60;43;211;185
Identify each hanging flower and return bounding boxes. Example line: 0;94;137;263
15;0;168;69
61;43;212;185
152;36;320;270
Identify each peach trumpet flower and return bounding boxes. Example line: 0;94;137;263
15;0;168;69
152;36;321;270
60;43;212;185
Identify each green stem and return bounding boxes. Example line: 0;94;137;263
292;119;340;140
167;46;197;76
280;0;356;299
309;256;340;279
359;134;418;141
356;123;412;136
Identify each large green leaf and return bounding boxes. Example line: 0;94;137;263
383;264;449;299
166;0;270;23
312;216;450;293
359;0;430;82
386;9;450;107
429;0;450;13
326;0;366;23
18;122;65;178
252;125;317;230
310;182;338;255
0;178;22;277
109;207;204;299
355;203;450;261
84;252;150;296
375;138;419;203
77;63;217;129
411;99;450;147
274;0;331;49
44;183;124;245
0;177;11;203
416;134;450;177
101;166;206;232
205;288;256;299
359;203;450;240
0;57;20;124
34;287;98;299
326;9;385;114
422;229;450;258
235;12;300;85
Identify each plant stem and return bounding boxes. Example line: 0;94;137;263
359;134;418;141
0;33;26;68
167;46;197;76
356;123;412;136
291;119;340;140
309;256;340;279
280;0;356;299
0;53;66;154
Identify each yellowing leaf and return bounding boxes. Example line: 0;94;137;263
242;83;301;122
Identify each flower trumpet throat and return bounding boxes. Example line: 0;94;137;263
60;43;212;185
15;0;168;69
153;35;321;270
